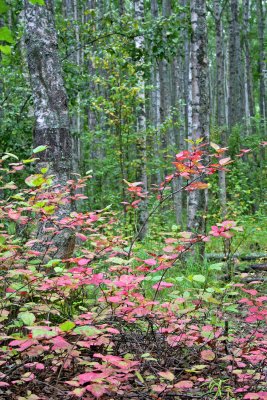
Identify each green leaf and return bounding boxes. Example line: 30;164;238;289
45;259;61;267
41;167;48;174
29;0;45;4
73;326;101;336
108;257;126;265
25;174;46;187
0;26;13;43
4;152;18;160
0;45;11;54
23;158;38;164
31;328;57;339
135;371;144;383
209;262;225;271
192;274;206;283
32;145;47;154
18;312;35;326
43;205;55;214
59;321;75;332
0;0;8;14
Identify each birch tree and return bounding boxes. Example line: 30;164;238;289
134;0;148;239
256;0;267;135
24;0;74;258
187;0;209;233
214;0;227;218
228;0;245;130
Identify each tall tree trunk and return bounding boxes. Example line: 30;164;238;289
187;0;209;233
214;0;227;218
257;0;267;135
228;0;245;130
134;0;148;239
243;0;255;133
24;0;74;258
64;0;82;174
159;0;172;169
256;0;266;206
172;0;189;227
214;0;226;129
150;0;161;185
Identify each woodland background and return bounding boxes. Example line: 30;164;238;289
0;0;266;240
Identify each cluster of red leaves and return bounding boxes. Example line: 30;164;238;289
0;148;266;400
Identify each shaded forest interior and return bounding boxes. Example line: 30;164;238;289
0;0;266;239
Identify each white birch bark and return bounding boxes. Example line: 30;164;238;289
228;0;245;130
187;0;209;233
134;0;148;239
214;0;227;218
24;0;74;258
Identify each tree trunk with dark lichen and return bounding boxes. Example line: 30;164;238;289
24;0;74;259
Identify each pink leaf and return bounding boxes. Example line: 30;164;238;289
77;258;90;266
152;281;174;291
144;258;157;266
8;209;21;220
151;384;167;393
107;295;122;303
76;233;87;242
201;350;215;361
158;371;175;381
174;380;193;390
0;382;9;387
51;336;70;351
163;245;174;253
219;157;231;165
35;363;45;370
86;383;107;398
244;394;260;400
78;371;110;385
72;388;86;397
242;289;258;296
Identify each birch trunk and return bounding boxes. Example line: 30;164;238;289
243;0;255;132
187;0;209;233
134;0;148;239
150;0;161;185
228;0;245;130
24;0;74;258
214;0;227;218
64;0;82;174
257;0;267;134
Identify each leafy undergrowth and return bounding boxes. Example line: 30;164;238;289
0;148;266;400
